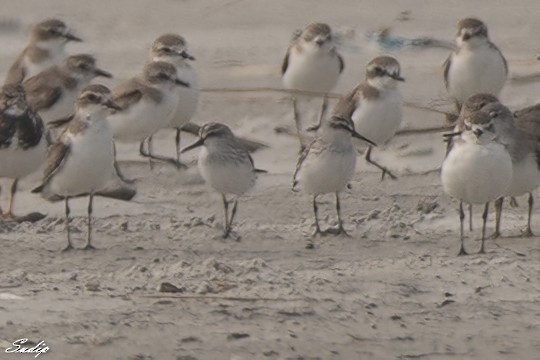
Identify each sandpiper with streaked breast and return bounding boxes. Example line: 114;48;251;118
181;122;266;239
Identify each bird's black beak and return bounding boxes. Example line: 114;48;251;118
64;32;82;42
442;131;463;139
390;73;405;82
351;130;376;146
181;50;196;61
175;78;190;88
105;99;122;111
94;68;113;78
181;137;205;153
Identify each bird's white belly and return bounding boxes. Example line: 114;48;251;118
169;68;199;127
49;125;114;196
447;47;507;104
198;147;255;195
299;145;356;195
110;96;176;142
441;141;512;204
352;91;402;145
0;137;47;178
506;154;540;196
282;51;341;93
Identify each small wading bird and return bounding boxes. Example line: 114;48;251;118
5;18;82;85
22;54;112;126
108;61;189;169
281;23;344;150
330;55;404;180
478;102;540;238
292;115;375;240
0;84;47;220
142;33;198;168
443;18;507;112
181;122;266;239
32;84;124;251
441;111;512;255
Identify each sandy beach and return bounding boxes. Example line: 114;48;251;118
1;1;540;359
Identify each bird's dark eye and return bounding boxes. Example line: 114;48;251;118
462;33;471;41
86;94;98;101
162;47;172;53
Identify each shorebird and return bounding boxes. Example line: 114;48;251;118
181;122;266;238
108;61;188;168
441;110;512;255
0;84;47;218
22;54;112;125
447;93;500;231
478;101;540;237
292;115;375;238
144;33;199;167
443;18;507;111
32;84;122;251
281;23;344;149
331;55;404;180
5;18;82;85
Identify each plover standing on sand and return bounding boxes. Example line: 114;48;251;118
108;61;188;168
292;115;375;238
281;23;344;149
181;122;266;239
22;54;112;125
5;18;82;85
441;111;512;255
447;93;500;230
332;55;404;180
478;102;540;237
32;84;122;251
144;34;198;167
443;18;507;111
0;84;47;218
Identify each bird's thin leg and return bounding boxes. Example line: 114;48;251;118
146;136;154;170
364;146;397;180
468;203;473;231
524;193;534;237
479;203;489;254
222;193;230;238
139;135;180;169
458;201;467;256
307;95;328;132
312;195;325;237
174;128;188;168
0;184;3;216
490;197;503;239
83;193;96;250
227;199;239;237
334;192;351;237
6;179;18;218
319;95;328;128
63;197;74;252
291;97;305;153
